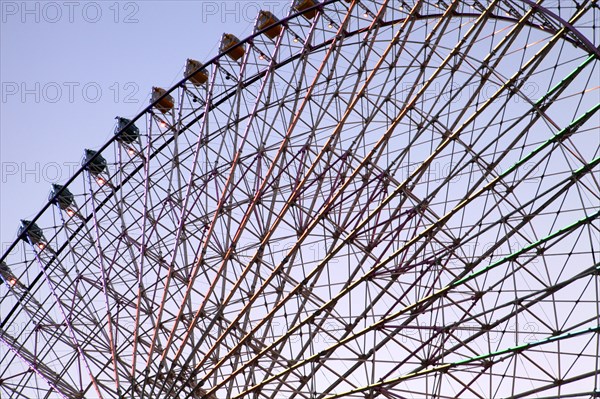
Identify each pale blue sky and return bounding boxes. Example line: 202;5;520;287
1;1;290;250
1;2;599;397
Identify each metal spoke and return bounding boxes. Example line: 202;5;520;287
1;1;598;398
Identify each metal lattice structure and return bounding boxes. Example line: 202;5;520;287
1;1;599;398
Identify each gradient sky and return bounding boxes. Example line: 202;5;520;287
1;1;293;251
1;2;599;397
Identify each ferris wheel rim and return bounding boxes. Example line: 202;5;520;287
2;0;597;266
1;1;598;398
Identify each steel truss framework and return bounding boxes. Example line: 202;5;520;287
1;1;599;398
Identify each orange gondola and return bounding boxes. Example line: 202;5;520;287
220;33;245;61
293;0;318;19
256;10;282;39
151;87;174;113
185;59;209;86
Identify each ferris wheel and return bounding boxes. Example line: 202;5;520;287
1;1;599;398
